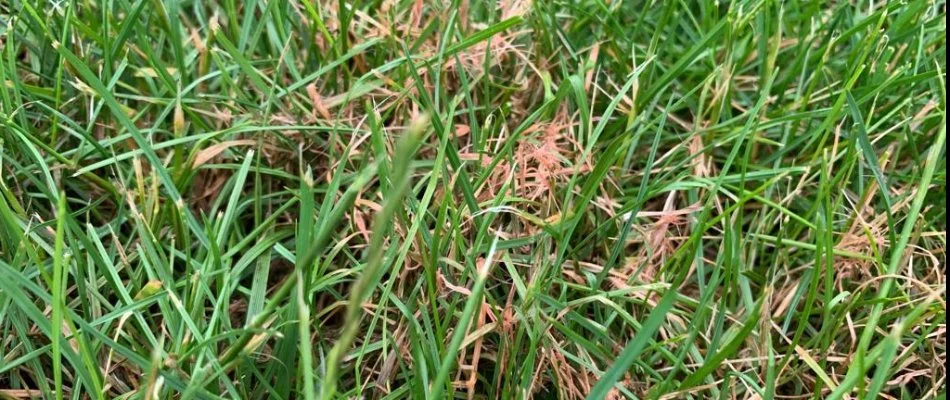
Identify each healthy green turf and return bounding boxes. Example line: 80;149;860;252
0;0;945;399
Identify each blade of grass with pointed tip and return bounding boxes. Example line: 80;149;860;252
319;117;426;399
587;286;678;399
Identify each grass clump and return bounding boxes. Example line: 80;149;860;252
0;0;946;399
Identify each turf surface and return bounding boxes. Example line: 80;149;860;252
0;0;946;398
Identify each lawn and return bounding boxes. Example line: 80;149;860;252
0;0;946;399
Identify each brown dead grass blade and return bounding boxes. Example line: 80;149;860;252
192;140;257;168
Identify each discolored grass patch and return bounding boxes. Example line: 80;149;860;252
0;0;946;399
